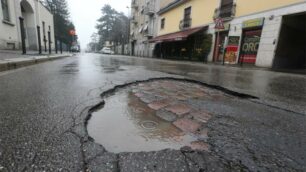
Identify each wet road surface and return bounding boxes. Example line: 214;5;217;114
0;53;305;171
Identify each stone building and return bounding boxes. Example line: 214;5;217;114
0;0;55;51
129;0;174;57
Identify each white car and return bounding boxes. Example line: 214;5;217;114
100;47;114;55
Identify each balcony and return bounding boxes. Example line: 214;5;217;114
131;16;138;25
144;30;154;37
179;18;192;30
144;4;155;16
131;0;138;9
214;3;236;20
143;24;154;37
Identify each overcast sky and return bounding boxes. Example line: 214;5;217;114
67;0;131;49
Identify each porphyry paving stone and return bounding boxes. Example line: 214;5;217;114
140;94;164;104
173;118;201;133
155;110;177;122
148;99;171;110
189;110;212;123
165;103;192;116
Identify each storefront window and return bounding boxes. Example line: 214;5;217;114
1;0;10;21
239;30;262;64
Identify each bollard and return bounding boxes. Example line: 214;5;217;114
60;40;63;54
19;17;26;54
55;37;58;54
48;31;51;54
37;26;42;54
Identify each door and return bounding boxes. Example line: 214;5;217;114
273;13;306;69
213;32;228;62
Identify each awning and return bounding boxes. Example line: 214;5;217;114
149;26;207;43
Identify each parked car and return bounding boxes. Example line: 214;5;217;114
71;45;80;53
100;47;114;55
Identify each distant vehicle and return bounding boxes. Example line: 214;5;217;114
71;45;80;53
100;47;114;55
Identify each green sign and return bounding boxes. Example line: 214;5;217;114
242;18;265;28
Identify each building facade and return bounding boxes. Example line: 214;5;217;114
151;0;218;61
210;0;306;69
129;0;174;57
153;0;306;69
0;0;55;51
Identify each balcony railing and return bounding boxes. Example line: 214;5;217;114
131;16;138;24
214;3;236;19
144;31;154;37
144;5;155;16
131;0;138;9
179;18;192;30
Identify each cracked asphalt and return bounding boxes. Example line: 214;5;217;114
0;53;305;171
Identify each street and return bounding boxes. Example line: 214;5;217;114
0;53;305;171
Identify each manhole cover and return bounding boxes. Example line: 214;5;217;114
140;120;158;130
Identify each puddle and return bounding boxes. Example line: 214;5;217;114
87;80;225;153
87;90;198;153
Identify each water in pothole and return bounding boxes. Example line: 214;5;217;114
87;89;198;153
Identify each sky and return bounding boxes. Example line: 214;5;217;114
67;0;131;50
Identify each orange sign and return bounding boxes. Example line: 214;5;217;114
69;30;76;36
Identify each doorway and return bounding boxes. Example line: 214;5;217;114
20;0;37;50
273;13;306;69
213;31;228;62
131;41;135;56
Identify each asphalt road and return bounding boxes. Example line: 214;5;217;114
0;53;305;171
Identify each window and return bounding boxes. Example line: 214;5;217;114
161;18;165;29
220;0;234;18
1;0;10;21
184;7;191;20
182;7;192;29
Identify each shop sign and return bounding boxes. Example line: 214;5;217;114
239;30;262;63
242;18;265;29
225;36;240;64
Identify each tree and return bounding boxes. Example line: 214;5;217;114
95;5;129;50
43;0;76;45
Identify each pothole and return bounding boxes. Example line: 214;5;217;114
87;79;233;153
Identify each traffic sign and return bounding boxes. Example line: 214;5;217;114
69;30;76;36
214;18;225;30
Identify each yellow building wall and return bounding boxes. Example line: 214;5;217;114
236;0;305;17
160;0;176;9
158;0;218;36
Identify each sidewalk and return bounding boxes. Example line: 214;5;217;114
0;50;73;72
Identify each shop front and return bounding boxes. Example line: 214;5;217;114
151;26;210;61
239;18;264;65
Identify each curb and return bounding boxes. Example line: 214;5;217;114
0;54;73;72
